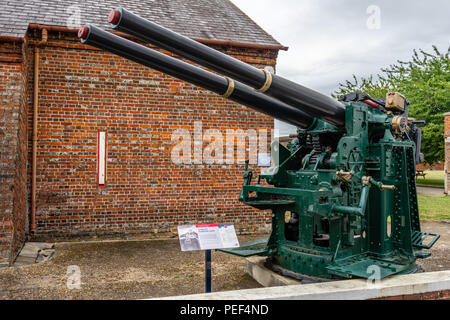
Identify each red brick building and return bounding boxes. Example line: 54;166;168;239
0;0;286;265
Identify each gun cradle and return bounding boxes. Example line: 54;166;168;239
230;102;439;279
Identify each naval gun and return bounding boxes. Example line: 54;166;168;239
78;8;440;281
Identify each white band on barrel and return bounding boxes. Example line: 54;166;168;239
257;69;273;93
222;77;235;98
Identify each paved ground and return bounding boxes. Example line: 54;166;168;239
0;221;448;300
417;186;446;197
416;221;450;273
0;235;264;300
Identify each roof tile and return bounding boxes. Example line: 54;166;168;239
0;0;281;47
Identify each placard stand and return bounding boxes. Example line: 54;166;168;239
177;223;239;294
205;249;212;293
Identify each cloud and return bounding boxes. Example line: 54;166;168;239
231;0;450;96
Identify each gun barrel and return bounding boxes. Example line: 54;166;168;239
78;25;315;128
109;8;346;127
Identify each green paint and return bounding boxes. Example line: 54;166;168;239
219;102;440;280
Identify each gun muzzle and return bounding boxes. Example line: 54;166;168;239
78;25;315;128
108;7;346;127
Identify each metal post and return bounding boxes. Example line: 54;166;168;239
205;250;211;293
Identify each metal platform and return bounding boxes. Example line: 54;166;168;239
326;255;418;279
217;238;268;257
411;231;440;249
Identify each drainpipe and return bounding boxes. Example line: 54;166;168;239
31;28;48;234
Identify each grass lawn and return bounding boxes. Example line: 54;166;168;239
415;170;445;187
418;194;450;221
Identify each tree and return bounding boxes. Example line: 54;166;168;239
333;46;450;165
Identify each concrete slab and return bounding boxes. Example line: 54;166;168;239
36;248;55;263
417;186;446;197
246;257;301;287
14;256;37;266
155;270;450;300
12;242;55;266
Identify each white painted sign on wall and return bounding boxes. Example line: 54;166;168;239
98;131;107;186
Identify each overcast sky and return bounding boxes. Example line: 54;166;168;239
231;0;450;96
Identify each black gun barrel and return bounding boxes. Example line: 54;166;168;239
78;25;315;128
108;7;346;127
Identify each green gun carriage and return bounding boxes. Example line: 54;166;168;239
79;7;440;281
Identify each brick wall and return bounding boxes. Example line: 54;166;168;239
445;112;450;194
0;41;28;265
416;162;444;171
23;30;276;240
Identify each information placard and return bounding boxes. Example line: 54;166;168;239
177;223;239;251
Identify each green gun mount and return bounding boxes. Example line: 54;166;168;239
79;8;440;281
230;98;440;280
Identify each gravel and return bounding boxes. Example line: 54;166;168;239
0;221;448;300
